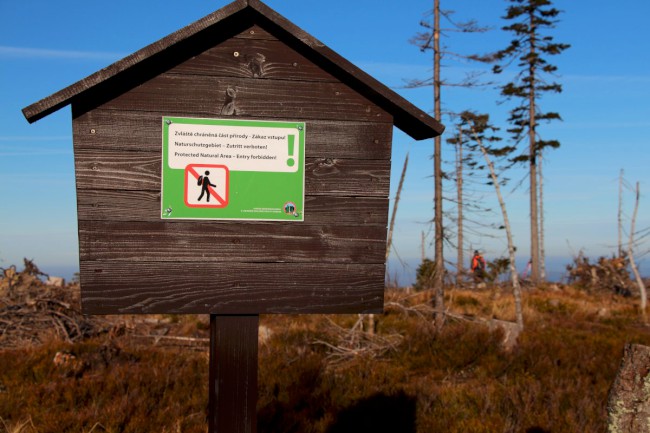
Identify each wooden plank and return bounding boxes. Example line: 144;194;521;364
304;158;390;196
78;220;386;264
172;37;337;82
79;261;385;314
76;190;389;226
73;150;391;197
208;315;258;433
74;150;161;190
87;74;392;123
73;110;393;160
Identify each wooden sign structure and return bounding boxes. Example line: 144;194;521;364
23;1;444;431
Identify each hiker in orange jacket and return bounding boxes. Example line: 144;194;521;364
471;250;486;283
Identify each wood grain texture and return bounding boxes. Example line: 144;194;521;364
79;220;385;264
77;190;388;226
73;110;392;160
73;150;390;197
56;3;403;316
209;315;258;433
79;262;385;314
91;74;391;123
172;37;337;82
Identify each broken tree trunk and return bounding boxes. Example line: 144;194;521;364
607;343;650;433
473;129;524;329
628;181;647;321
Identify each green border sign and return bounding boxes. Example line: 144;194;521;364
161;117;305;221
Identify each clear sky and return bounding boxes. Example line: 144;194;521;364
1;0;649;282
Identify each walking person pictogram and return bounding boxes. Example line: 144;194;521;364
197;170;217;202
183;164;229;209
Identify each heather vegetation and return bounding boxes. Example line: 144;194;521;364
2;261;650;432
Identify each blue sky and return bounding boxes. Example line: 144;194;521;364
1;0;649;282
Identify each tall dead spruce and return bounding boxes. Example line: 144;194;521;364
410;1;491;329
490;0;570;285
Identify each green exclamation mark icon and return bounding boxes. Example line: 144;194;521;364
287;134;295;167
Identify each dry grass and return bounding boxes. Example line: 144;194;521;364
257;286;650;433
2;267;650;432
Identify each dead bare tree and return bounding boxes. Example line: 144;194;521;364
628;181;647;320
409;2;492;331
375;153;411;335
386;153;409;262
432;0;445;332
539;155;546;280
455;123;465;285
618;169;625;258
446;116;502;287
463;111;524;328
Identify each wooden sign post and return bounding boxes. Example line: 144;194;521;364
22;1;443;431
209;315;258;432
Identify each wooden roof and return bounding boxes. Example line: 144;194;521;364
22;0;444;140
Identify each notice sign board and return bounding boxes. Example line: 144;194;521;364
162;117;305;221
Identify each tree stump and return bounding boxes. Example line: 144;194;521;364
607;343;650;432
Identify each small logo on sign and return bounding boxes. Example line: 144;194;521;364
284;201;299;217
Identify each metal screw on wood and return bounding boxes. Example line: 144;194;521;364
90;129;96;134
233;51;240;57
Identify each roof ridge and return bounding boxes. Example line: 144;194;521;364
22;0;443;139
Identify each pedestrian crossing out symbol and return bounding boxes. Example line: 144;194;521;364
184;164;229;208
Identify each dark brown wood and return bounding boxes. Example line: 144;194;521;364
76;190;388;226
84;74;391;123
209;315;258;433
73;150;390;197
303;158;390;196
79;220;385;263
73;110;393;160
21;0;451;318
173;37;338;82
79;262;385;314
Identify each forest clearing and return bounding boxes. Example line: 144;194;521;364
1;260;649;433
